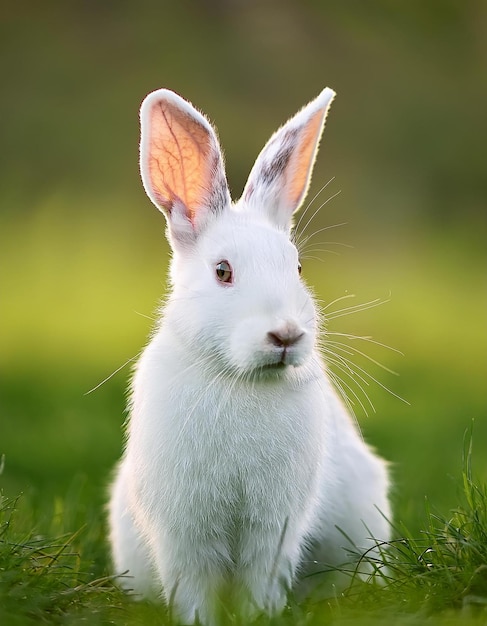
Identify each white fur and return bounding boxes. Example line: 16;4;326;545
108;87;390;625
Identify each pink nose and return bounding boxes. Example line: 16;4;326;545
267;327;304;348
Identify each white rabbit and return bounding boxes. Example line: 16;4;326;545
108;87;391;625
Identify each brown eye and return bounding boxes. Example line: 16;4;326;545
215;260;233;284
298;261;302;275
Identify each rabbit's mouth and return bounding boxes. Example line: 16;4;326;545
272;343;308;367
258;349;306;373
253;361;288;380
261;361;287;372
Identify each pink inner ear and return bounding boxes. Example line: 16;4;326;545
147;100;213;221
288;109;325;208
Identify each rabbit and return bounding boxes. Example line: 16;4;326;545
108;86;391;625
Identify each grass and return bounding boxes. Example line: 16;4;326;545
1;436;486;626
347;433;487;619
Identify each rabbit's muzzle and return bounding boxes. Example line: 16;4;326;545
263;320;309;367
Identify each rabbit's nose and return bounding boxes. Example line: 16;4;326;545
267;326;305;347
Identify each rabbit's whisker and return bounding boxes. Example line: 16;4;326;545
322;351;376;415
299;243;352;255
323;347;372;391
134;310;157;322
295;222;348;253
294;177;336;236
301;255;329;263
326;332;404;355
85;353;141;395
293;188;341;247
318;293;357;312
294;189;342;244
325;340;399;376
322;341;409;406
325;367;360;422
326;297;390;321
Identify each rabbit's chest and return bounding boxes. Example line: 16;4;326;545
170;383;319;465
134;378;326;513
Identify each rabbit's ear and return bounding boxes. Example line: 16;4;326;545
242;88;335;231
140;89;230;244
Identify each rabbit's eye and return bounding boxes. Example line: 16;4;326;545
298;261;302;275
215;260;233;284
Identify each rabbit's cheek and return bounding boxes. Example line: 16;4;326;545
227;323;266;371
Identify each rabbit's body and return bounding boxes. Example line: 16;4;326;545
108;87;390;624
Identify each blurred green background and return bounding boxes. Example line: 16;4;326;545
1;0;486;534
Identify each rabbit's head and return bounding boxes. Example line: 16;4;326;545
139;88;335;378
